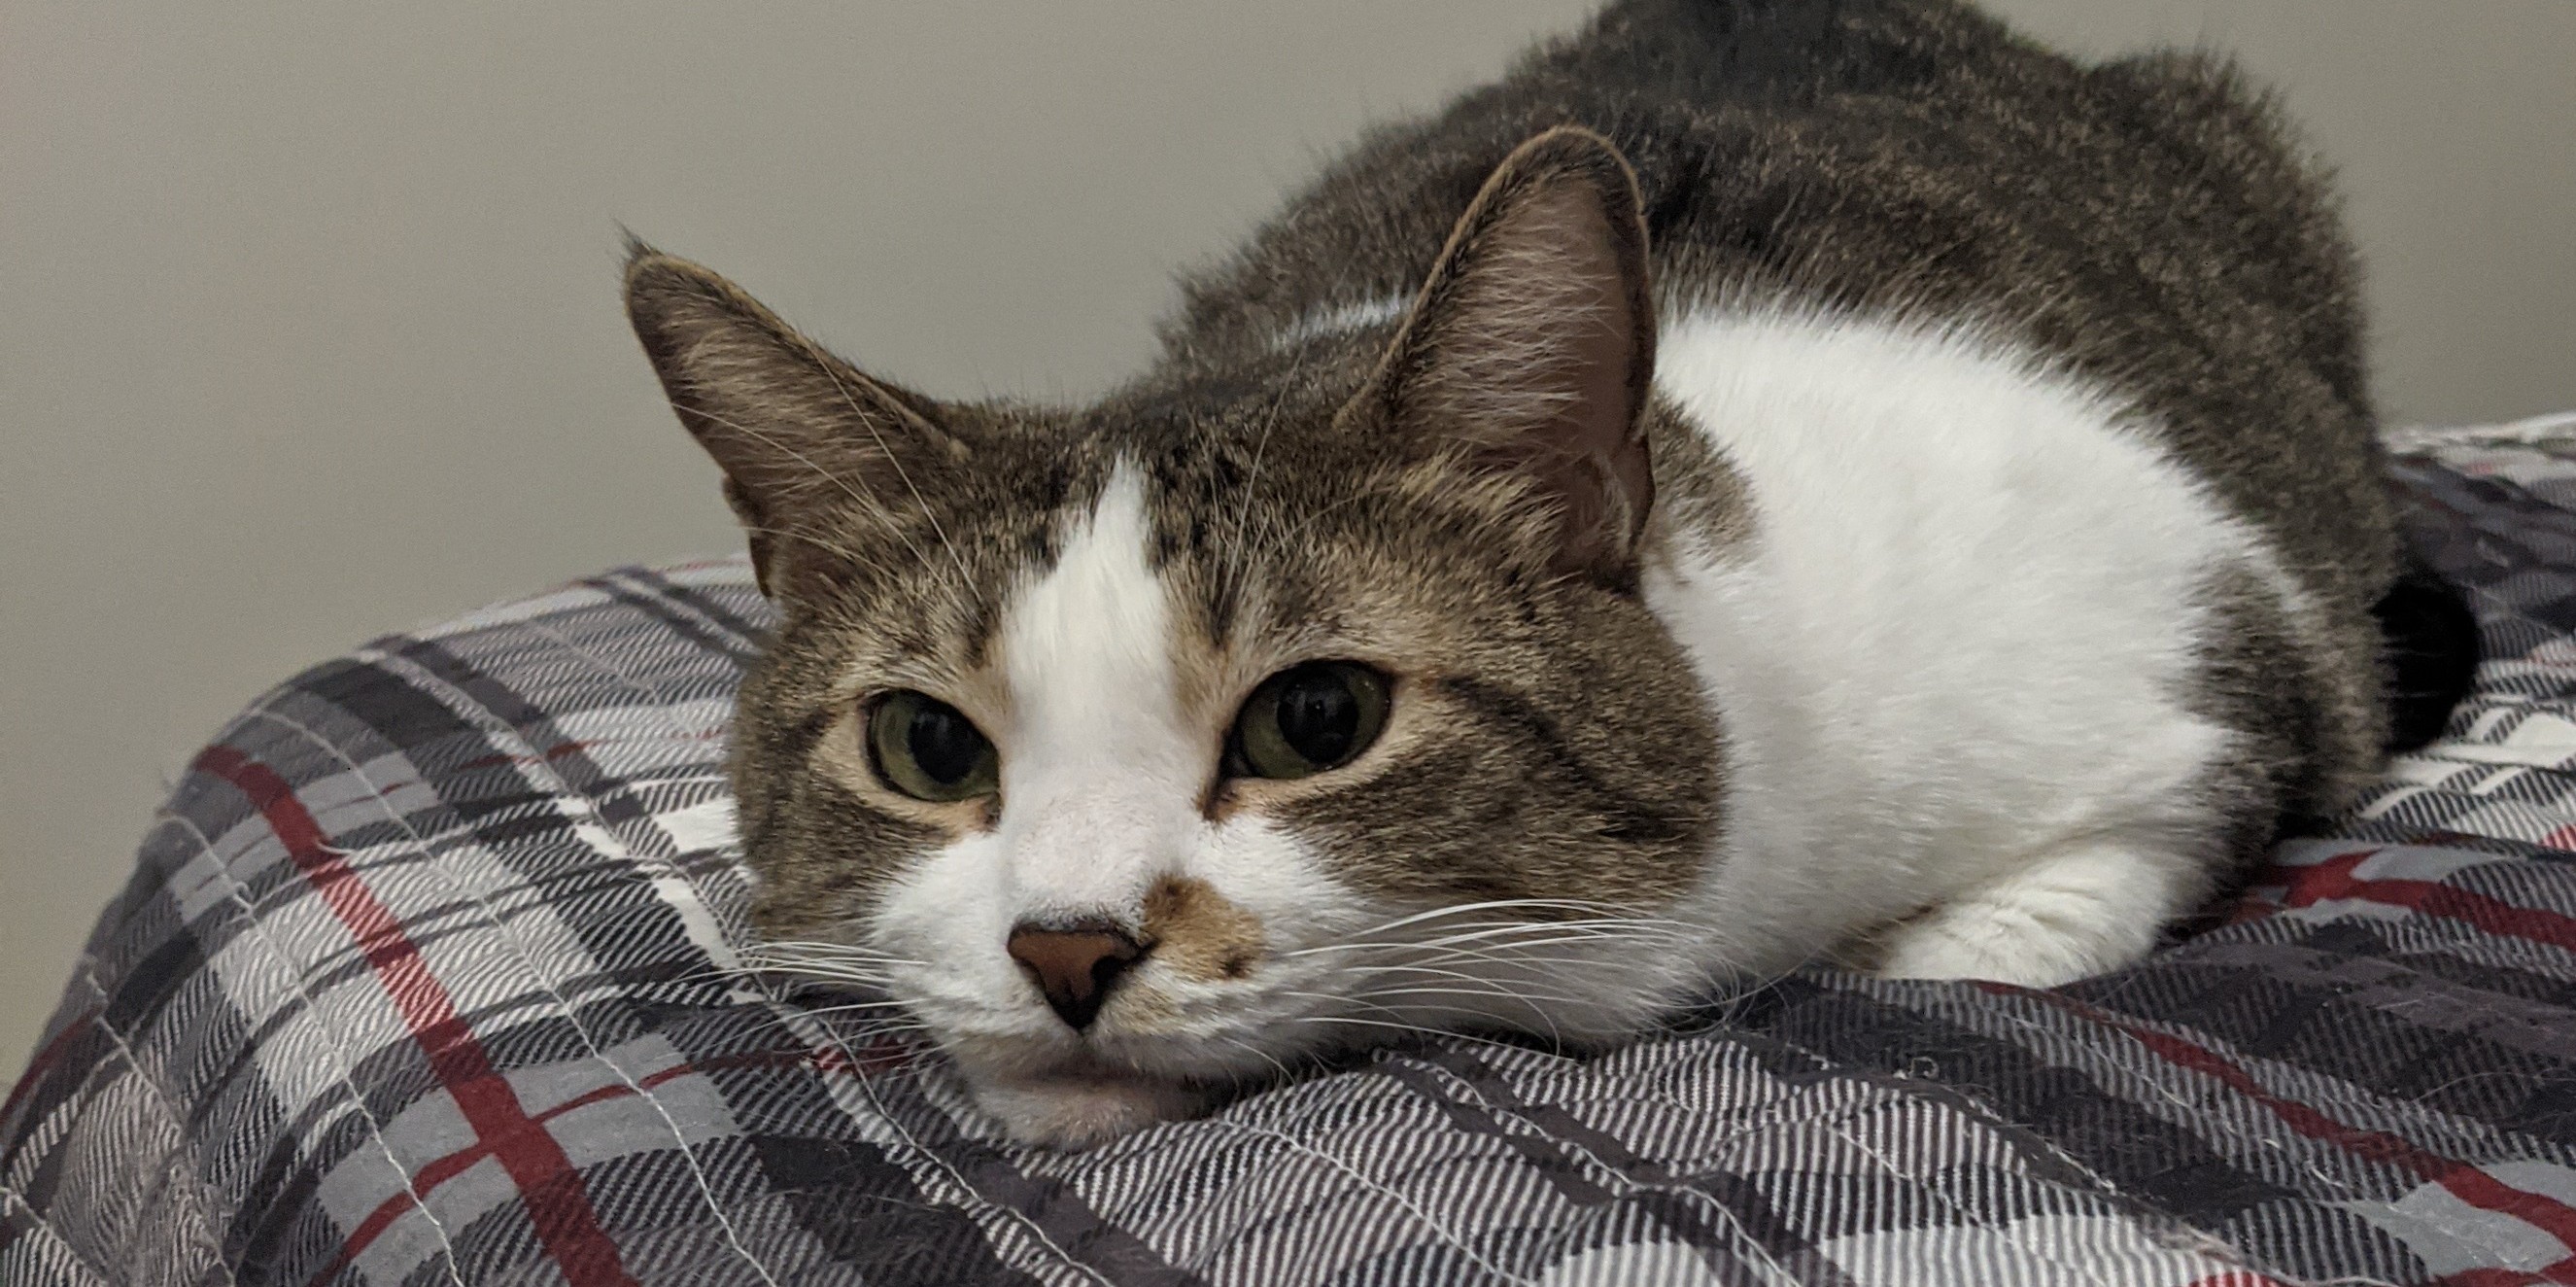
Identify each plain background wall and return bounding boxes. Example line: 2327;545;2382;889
4;1;2572;1073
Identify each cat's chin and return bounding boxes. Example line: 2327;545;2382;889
966;1071;1208;1149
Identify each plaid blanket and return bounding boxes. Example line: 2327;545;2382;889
9;421;2576;1287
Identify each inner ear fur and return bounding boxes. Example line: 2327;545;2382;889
622;240;962;595
1360;126;1658;584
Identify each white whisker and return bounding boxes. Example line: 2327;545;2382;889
1216;1033;1299;1086
1284;1014;1558;1060
1281;987;1569;1046
803;345;974;594
1331;898;1660;940
753;940;926;959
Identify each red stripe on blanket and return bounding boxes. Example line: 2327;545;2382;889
194;746;638;1287
317;1002;922;1275
2007;986;2576;1257
324;1042;894;1276
2273;850;2576;953
323;1059;721;1277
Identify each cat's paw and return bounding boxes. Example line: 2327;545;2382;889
1871;843;2181;988
968;1074;1206;1149
1874;913;2108;987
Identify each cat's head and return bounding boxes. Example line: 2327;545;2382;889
626;129;1722;1146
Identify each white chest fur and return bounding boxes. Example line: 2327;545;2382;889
1643;308;2263;988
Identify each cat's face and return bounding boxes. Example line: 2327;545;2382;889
628;129;1721;1146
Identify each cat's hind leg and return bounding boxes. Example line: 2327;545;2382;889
1871;841;2198;988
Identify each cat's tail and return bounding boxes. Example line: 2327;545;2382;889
2374;557;2481;751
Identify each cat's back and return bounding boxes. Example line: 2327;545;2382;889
1172;0;2389;618
1156;0;2401;848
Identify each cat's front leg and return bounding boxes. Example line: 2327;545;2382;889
967;1073;1208;1149
1870;841;2196;988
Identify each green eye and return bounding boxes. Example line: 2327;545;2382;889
867;691;1000;802
1227;662;1391;781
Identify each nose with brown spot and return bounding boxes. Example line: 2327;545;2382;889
1006;920;1148;1031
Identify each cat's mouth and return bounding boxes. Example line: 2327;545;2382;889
962;1065;1211;1149
927;987;1320;1086
923;1009;1263;1147
914;927;1663;1089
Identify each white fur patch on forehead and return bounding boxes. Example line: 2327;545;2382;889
997;462;1199;812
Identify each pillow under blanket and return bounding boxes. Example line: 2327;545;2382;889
7;419;2576;1286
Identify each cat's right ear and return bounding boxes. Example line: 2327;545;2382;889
623;241;963;596
1357;127;1657;587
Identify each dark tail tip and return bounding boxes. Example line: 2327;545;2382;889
2375;564;2481;752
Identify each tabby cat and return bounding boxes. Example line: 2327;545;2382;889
623;0;2474;1146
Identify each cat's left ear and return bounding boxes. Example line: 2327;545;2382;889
1361;126;1657;584
623;241;965;597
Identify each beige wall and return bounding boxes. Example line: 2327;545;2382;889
4;1;2570;1072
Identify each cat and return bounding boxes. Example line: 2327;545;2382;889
623;0;2476;1148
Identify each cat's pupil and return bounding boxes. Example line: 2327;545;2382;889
908;706;985;784
1276;669;1359;764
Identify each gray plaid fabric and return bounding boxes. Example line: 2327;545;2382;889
9;420;2576;1286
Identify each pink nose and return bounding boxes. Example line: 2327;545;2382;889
1007;922;1147;1031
